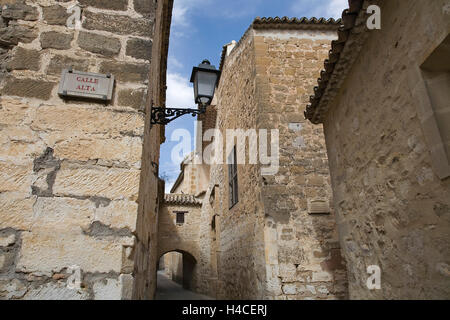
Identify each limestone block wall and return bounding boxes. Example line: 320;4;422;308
205;24;348;300
322;0;450;299
132;0;172;300
254;29;348;300
0;0;155;300
213;33;268;300
197;169;222;298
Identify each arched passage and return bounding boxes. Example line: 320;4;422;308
158;249;197;291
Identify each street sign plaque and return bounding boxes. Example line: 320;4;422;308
58;69;114;101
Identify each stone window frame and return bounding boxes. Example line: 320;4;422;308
175;211;187;225
408;34;450;180
228;145;239;209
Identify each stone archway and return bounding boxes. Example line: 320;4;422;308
157;195;202;292
158;249;198;290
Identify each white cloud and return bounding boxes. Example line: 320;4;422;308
324;0;348;19
171;0;210;30
166;73;195;109
291;0;347;19
172;1;190;27
168;56;183;71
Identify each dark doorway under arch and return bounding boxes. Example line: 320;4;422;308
158;250;197;290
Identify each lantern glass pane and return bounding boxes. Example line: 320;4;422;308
196;71;217;98
193;77;199;101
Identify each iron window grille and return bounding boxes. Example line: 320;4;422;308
176;212;186;225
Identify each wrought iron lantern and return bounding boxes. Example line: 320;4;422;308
150;59;221;125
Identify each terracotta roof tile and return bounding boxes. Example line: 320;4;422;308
164;194;202;205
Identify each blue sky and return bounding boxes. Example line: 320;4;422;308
160;0;347;192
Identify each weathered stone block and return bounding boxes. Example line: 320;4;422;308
0;97;30;126
42;5;70;25
54;135;142;164
40;31;73;50
6;47;41;71
279;263;297;281
134;0;156;18
0;161;32;193
1;2;38;21
118;88;146;110
32;197;94;231
31;197;137;235
1;77;56;100
53;164;140;201
0;192;35;230
78;31;121;57
0;22;37;45
282;284;297;295
17;231;124;274
312;271;333;282
95;200;138;231
278;246;305;264
79;0;128;11
31;105;144;137
83;11;152;37
126;37;152;60
100;61;149;82
47;54;90;75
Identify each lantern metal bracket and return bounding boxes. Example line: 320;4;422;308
150;105;207;125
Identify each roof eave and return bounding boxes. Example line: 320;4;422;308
305;0;378;124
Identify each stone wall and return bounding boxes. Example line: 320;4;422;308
254;28;348;299
132;0;172;300
196;24;348;300
321;0;450;299
211;33;268;299
0;0;156;300
197;167;223;298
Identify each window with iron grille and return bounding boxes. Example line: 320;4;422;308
228;146;238;209
176;212;186;224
